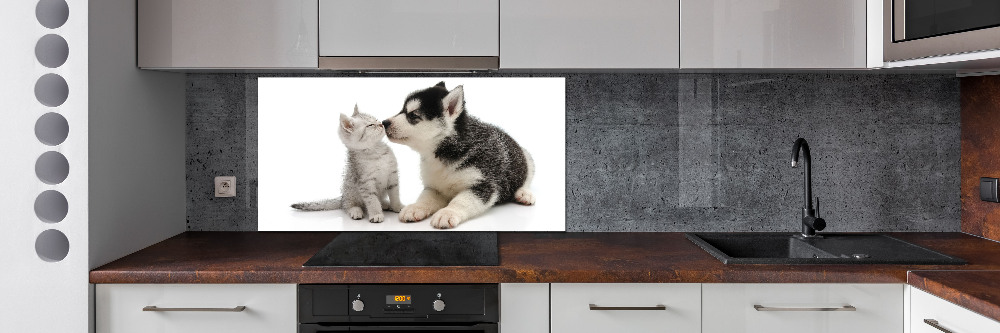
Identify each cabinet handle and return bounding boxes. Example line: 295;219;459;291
753;305;856;312
589;304;666;311
143;306;247;312
924;319;955;333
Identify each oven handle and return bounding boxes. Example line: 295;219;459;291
348;323;498;333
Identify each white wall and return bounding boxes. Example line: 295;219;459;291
0;0;185;331
88;0;186;270
0;0;90;331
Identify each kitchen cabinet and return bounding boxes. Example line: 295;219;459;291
319;0;498;57
702;283;903;333
500;0;680;69
551;283;701;333
680;0;874;68
910;287;1000;333
96;284;297;333
137;0;318;69
500;284;549;333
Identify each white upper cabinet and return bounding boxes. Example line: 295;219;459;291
500;0;680;69
138;0;318;69
319;0;499;57
681;0;873;68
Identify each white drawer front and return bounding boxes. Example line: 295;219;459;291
702;283;903;333
911;288;1000;333
551;283;701;333
96;284;296;333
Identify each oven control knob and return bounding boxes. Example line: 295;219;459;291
352;299;364;312
432;299;446;312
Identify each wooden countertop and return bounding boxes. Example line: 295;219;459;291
91;232;1000;284
908;270;1000;323
90;232;1000;322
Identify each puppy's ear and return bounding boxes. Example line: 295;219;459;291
442;85;464;118
435;81;446;89
352;104;360;116
340;113;354;132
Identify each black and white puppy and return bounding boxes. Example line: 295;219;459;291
382;82;535;229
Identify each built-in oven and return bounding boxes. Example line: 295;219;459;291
884;0;1000;61
299;284;498;333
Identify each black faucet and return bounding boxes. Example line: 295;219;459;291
791;138;826;238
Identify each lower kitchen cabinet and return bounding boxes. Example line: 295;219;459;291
96;284;296;333
702;283;903;333
551;283;702;333
500;283;549;333
910;287;1000;333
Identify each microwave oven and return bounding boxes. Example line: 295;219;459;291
884;0;1000;62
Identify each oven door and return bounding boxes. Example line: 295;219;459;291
300;323;498;333
885;0;1000;61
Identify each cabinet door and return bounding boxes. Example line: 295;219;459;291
501;0;680;68
138;0;318;69
911;287;1000;333
702;283;903;333
319;0;499;57
500;284;549;333
551;283;700;333
681;0;868;68
96;284;297;333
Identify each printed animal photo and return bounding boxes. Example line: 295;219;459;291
257;78;565;231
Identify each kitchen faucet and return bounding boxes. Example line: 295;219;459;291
791;138;826;238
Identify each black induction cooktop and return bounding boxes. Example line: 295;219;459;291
303;232;499;267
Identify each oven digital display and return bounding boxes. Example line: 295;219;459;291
386;295;412;304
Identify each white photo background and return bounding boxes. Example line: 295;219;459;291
258;77;566;231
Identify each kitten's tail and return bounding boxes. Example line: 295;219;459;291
291;198;342;211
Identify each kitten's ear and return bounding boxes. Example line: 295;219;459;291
442;85;464;118
340;113;354;132
435;81;446;89
352;104;360;116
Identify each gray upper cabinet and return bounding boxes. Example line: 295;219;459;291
680;0;872;69
500;0;680;69
138;0;318;69
317;0;499;70
319;0;499;57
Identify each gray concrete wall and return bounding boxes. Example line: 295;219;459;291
187;73;960;232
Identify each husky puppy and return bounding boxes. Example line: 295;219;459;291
382;82;535;229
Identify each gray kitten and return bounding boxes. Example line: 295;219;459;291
291;105;404;222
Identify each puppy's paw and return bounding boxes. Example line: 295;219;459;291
515;188;536;205
346;206;364;220
388;202;404;213
369;213;384;223
399;204;433;222
380;200;390;211
430;208;463;229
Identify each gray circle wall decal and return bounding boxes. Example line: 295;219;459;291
35;229;69;262
35;112;69;146
35;151;69;185
34;73;69;107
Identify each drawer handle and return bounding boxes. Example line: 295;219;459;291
753;305;856;312
589;304;667;311
143;306;247;312
924;319;955;333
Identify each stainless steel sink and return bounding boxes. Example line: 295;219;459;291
686;233;966;265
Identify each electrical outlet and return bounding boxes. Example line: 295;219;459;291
215;176;236;198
